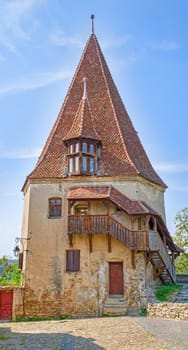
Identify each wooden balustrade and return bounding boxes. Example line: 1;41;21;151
68;214;175;282
68;215;148;251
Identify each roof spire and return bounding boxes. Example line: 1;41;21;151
83;77;87;100
90;14;94;34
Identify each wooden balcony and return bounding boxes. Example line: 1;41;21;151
68;215;148;251
67;214;176;283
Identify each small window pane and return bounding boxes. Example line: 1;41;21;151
82;143;87;152
50;206;55;217
69;158;73;173
81;156;87;172
89;158;95;173
70;144;74;153
75;157;79;172
56;206;61;217
89;144;94;153
75;143;79;152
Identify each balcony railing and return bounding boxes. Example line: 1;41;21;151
68;215;147;251
68;214;175;282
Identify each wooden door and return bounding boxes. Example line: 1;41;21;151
109;262;124;295
0;290;13;320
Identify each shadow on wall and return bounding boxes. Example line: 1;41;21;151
0;326;105;350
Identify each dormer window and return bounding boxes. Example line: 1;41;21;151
82;143;87;152
67;140;99;175
63;77;101;176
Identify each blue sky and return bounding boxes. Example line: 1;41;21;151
0;0;187;257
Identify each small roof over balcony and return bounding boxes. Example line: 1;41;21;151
67;185;157;215
67;185;181;254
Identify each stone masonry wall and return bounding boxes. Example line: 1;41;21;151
148;303;188;321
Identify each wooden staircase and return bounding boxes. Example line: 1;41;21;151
68;215;176;285
148;231;176;284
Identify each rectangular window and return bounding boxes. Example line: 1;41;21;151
69;158;73;173
49;198;62;218
70;144;74;154
75;143;80;152
66;250;80;272
82;142;87;153
81;156;87;172
89;157;95;173
75;156;79;172
89;144;94;153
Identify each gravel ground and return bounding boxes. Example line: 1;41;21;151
136;317;188;350
0;316;187;350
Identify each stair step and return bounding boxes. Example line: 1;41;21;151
103;297;127;316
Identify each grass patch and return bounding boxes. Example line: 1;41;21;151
156;284;182;301
15;316;55;322
20;337;27;345
0;334;10;340
140;306;147;316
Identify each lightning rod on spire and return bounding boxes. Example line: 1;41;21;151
91;14;94;34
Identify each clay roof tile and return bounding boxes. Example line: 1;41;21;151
25;32;166;187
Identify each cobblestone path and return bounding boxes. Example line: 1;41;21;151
0;316;187;350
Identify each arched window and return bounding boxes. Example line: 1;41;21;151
49;198;62;218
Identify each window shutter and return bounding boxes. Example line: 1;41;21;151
19;252;23;270
66;250;80;272
73;250;80;271
66;251;74;271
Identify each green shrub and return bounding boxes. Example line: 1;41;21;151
156;284;182;301
0;262;21;286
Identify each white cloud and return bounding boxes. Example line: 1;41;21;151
150;39;181;51
0;147;42;160
0;68;72;96
0;0;45;52
154;162;188;173
49;29;84;48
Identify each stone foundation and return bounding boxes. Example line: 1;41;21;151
147;303;188;321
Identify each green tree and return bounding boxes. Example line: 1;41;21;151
0;256;8;265
173;208;188;274
0;262;21;286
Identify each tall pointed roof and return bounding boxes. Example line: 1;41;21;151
26;31;165;187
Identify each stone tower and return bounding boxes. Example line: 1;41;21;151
19;19;179;318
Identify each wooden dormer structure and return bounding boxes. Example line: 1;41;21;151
20;18;180;318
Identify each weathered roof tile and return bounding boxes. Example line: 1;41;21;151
26;33;165;187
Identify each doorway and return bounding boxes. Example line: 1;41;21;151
109;262;124;295
0;290;13;320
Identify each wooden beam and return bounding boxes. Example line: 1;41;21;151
156;265;166;277
107;234;112;253
131;250;136;269
69;234;73;247
89;234;93;253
